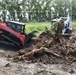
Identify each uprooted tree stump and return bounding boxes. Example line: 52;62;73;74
12;21;76;64
13;37;76;64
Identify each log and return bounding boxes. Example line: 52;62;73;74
13;47;62;60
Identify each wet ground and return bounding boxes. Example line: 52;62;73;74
0;29;76;75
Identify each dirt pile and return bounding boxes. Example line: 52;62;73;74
13;31;76;64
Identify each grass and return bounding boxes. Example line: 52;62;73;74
25;22;76;35
25;22;51;35
72;22;76;28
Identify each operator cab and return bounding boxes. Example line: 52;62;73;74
51;17;67;26
46;17;67;30
51;19;58;26
6;21;26;34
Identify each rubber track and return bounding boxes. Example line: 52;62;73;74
0;34;21;48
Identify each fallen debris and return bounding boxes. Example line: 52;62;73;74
12;31;76;64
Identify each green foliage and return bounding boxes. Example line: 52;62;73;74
0;0;76;21
73;22;76;29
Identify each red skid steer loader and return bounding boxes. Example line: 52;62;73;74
0;21;36;48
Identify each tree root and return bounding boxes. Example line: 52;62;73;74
13;47;62;60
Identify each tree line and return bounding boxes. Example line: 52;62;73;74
0;0;76;22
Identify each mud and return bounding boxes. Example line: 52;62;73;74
0;30;76;75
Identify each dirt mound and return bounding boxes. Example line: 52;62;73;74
12;31;76;64
0;31;76;75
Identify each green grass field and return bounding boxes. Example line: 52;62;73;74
72;22;76;28
26;22;50;34
25;22;76;34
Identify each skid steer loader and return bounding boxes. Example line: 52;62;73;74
0;21;36;48
46;16;72;36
